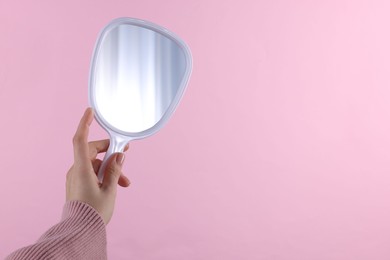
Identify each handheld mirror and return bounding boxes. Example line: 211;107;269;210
89;17;192;182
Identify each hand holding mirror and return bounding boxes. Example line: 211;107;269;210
89;17;192;182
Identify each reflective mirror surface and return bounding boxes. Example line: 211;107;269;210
93;23;188;133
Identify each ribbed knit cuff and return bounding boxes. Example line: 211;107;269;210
53;200;107;259
6;201;107;260
61;200;105;224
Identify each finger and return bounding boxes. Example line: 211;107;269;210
101;153;125;191
88;140;130;159
124;143;130;152
88;139;110;159
118;174;131;187
92;159;103;174
73;108;94;164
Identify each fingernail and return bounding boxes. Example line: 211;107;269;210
116;153;125;166
124;176;131;186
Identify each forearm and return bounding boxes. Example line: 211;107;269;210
6;201;107;260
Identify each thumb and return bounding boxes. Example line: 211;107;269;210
102;153;125;190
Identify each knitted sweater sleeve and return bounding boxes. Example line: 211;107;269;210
5;200;107;260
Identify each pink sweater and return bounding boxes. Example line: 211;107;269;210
6;201;107;260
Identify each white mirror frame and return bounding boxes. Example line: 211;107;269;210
89;17;193;140
88;17;193;182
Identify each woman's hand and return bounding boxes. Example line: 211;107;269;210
66;108;130;225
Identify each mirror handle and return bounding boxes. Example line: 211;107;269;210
98;133;129;183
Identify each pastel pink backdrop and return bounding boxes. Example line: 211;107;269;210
1;0;390;259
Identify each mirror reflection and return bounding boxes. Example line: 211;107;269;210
94;24;187;133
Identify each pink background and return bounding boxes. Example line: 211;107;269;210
1;0;390;259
